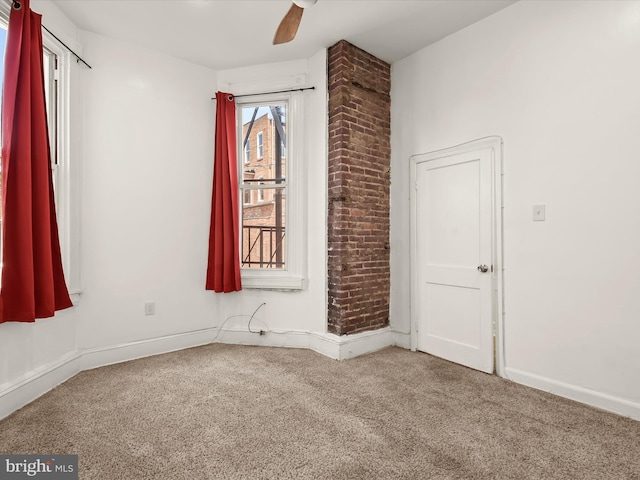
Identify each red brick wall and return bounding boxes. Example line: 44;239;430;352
327;40;391;336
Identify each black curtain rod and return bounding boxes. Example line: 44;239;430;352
41;24;92;69
211;86;315;100
10;0;92;69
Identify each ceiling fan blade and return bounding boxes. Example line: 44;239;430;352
273;3;304;45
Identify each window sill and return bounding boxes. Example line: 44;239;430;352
241;274;305;291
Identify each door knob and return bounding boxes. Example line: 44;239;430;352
477;265;489;273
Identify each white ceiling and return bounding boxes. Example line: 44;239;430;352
52;0;516;71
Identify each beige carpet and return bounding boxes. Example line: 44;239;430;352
0;344;639;479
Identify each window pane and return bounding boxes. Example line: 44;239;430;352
43;47;58;167
257;132;264;158
239;102;288;273
240;104;286;185
242;188;286;269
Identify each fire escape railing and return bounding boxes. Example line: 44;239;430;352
242;225;285;268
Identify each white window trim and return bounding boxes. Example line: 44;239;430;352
236;92;306;290
0;7;81;303
42;29;81;303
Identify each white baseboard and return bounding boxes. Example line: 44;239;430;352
392;330;411;350
0;325;403;420
309;327;397;360
505;367;640;421
81;327;217;371
216;326;398;360
213;328;311;350
0;351;82;421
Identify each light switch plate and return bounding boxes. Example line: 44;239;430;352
533;205;546;221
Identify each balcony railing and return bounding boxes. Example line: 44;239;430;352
242;225;285;268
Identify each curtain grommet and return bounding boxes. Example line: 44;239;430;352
12;1;22;10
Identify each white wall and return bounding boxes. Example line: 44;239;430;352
77;35;328;352
77;31;220;348
391;0;640;418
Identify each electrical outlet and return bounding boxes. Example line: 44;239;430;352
144;302;155;316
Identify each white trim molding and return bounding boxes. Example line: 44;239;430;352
80;328;216;372
216;325;398;360
0;352;82;421
236;90;307;290
391;330;411;350
505;367;640;422
309;327;396;360
409;136;505;375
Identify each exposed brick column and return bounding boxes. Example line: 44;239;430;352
327;40;391;336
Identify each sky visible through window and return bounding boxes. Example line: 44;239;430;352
242;106;271;124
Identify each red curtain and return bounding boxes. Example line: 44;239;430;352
0;0;72;323
206;92;242;293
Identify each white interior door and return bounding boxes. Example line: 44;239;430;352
412;144;495;374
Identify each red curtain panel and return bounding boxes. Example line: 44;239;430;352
0;0;72;323
206;92;242;293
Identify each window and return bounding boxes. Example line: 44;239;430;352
240;108;285;268
257;131;264;159
237;92;305;289
0;9;79;299
43;46;59;198
244;138;250;164
257;178;265;202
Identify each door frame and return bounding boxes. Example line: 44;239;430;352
409;136;505;376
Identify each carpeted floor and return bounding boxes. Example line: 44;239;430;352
0;344;639;479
